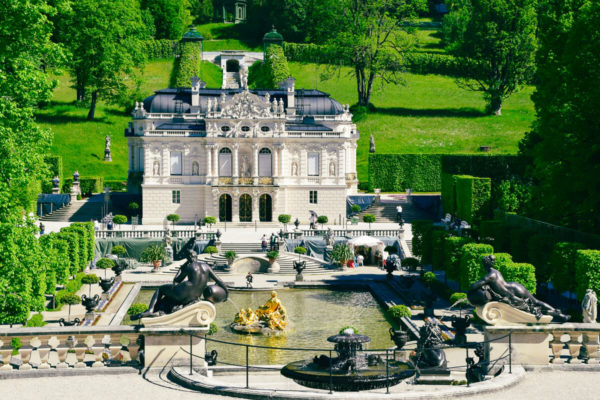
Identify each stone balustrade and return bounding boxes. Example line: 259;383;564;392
485;324;600;366
95;230;212;240
292;228;403;238
0;326;141;371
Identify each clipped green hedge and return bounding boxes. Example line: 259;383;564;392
459;243;493;291
431;229;450;270
441;155;527;183
508;227;532;262
575;250;600;300
444;236;473;282
441;173;455;215
368;154;442;192
455;175;491;224
171;42;202;88
551;242;585;295
479;220;506;250
491;253;536;294
42;155;63;193
62;177;104;197
143;39;177;59
55;231;80;276
411;220;434;262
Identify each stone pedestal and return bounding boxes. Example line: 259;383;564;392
485;326;552;367
70;181;81;201
85;312;96;322
52;187;60;194
267;261;280;273
476;302;553;326
214;239;222;253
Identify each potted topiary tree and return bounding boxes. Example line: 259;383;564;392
140;244;167;271
267;250;280;273
61;293;81;325
111;245;127;276
387;305;411;350
128;201;140;216
81;274;99;297
112;214;127;229
351;204;361;216
96;258;116;292
224;250;237;266
167;213;180;228
363;214;376;229
80;274;100;313
331;243;354;270
293;246;307;279
204;245;218;255
204;216;217;229
278;214;291;231
317;215;328;229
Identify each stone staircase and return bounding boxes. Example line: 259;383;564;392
40;199;104;222
223;72;240;89
357;197;434;223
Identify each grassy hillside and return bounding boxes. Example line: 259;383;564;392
288;62;535;181
38;59;222;181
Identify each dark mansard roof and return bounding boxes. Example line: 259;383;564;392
142;88;345;116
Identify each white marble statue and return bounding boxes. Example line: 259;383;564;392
583;289;598;323
153;160;160;176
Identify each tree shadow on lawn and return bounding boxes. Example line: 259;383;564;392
372;106;486;118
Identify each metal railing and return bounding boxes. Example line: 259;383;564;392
181;331;513;394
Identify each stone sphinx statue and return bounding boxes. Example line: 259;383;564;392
131;250;228;320
467;255;570;324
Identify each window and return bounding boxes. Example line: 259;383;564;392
138;148;144;172
241;126;250;132
258;148;272;177
172;190;181;204
170;152;182;175
219;147;232;176
308;153;320;176
261;126;270;132
221;125;231;132
309;191;318;204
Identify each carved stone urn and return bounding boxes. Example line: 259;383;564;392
81;294;100;313
99;277;115;293
389;327;409;350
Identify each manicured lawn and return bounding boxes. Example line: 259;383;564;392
203;39;262;52
38;59;222;181
288;62;535;181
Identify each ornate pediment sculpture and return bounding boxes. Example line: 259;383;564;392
220;91;273;119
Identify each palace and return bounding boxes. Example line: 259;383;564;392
126;77;358;225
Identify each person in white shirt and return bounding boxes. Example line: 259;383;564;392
357;254;364;266
396;205;403;222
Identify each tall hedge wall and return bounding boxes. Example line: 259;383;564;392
42;155;63;193
441;173;455;215
444;236;473;282
575;250;600;300
454;175;491;224
493;253;536;294
368;154;525;193
527;234;558;284
411;220;434;263
62;177;104;197
432;229;450;270
459;243;493;291
171;42;202;88
551;242;585;295
368;154;442;192
143;39;177;60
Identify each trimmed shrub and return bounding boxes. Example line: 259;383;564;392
351;205;361;214
575;250;600;300
26;313;47;327
527;234;557;284
105;180;127;192
143;39;177;59
317;216;328;227
171;42;202;88
459;243;493;291
444;236;474;282
294;246;307;255
505;262;537;295
203;216;216;228
363;214;376;228
62;177;104;197
167;213;180;226
368;154;442;192
61;226;87;270
278;214;291;226
402;257;420;271
411;220;434;262
55;231;80;276
264;45;290;88
455;175;491;224
113;215;127;225
551;242;585;295
449;292;469;307
508;227;532;262
387;304;412;319
111;245;127;257
203;246;218;255
423;271;437;286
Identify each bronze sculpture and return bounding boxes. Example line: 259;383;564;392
467;255;570;322
131;251;228;320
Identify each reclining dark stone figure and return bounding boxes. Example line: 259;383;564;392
131;250;228;320
467;255;570;322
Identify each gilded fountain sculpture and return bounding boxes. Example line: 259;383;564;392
231;291;289;334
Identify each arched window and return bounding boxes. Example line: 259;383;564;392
219;147;232;176
258;148;272;177
219;194;232;222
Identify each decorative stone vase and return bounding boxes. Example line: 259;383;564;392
112;262;125;277
267;259;280;273
294;260;306;281
451;315;471;346
389;327;409;350
99;277;114;293
81;294;100;313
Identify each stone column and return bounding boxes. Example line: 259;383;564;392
279;144;287;180
212;146;218;178
162;145;168;177
143;145;150;178
205;144;213;180
321;148;327;178
232;190;240;222
273;145;279;179
232;143;239;185
252;192;259;222
252;144;259;184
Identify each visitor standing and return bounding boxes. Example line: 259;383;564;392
310;213;316;229
39;222;45;235
246;271;253;288
396;204;403;222
270;233;277;251
261;234;268;252
357;254;364;267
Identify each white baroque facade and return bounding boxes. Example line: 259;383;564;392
126;77;359;225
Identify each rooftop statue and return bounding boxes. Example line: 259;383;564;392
468;255;570;324
131;250;228;320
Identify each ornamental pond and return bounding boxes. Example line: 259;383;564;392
126;288;396;365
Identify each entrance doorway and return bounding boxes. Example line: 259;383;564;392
259;194;272;222
226;59;240;72
219;194;232;222
239;194;252;222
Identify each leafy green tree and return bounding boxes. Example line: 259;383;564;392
520;0;600;232
142;0;191;40
190;0;213;24
443;0;537;115
60;0;149;119
330;0;426;106
248;45;290;89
